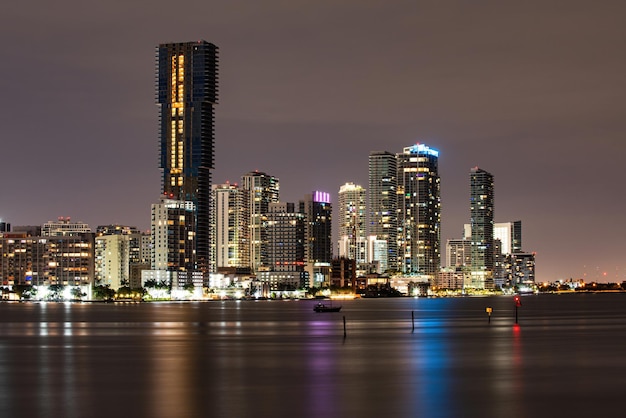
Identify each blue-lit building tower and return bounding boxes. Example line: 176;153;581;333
157;40;218;279
396;144;441;280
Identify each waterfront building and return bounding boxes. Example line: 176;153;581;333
300;191;332;286
396;144;441;280
465;220;529;289
510;252;536;285
241;171;279;272
265;202;305;272
0;233;94;288
150;198;198;289
366;236;388;273
259;202;308;290
94;225;143;290
493;221;522;286
157;40;218;277
368;151;397;270
446;238;471;268
436;267;465;290
330;257;356;288
211;183;246;271
337;182;367;266
494;221;522;254
469;167;495;289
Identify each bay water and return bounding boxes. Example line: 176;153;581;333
0;293;624;418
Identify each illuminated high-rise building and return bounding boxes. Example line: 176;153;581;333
266;202;305;272
211;183;247;271
300;191;332;286
241;171;280;272
337;182;366;264
368;151;397;269
396;144;441;279
157;40;218;277
151;198;196;273
469;167;494;289
95;225;143;290
494;221;522;255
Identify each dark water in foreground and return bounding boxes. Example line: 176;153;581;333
0;293;625;418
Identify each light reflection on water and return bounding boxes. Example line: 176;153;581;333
0;294;625;418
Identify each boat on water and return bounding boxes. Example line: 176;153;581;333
313;302;342;313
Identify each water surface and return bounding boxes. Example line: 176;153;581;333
0;293;624;418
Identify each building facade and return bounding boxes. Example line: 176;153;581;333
94;225;143;290
494;221;522;255
211;183;247;271
260;202;308;290
157;40;218;276
337;182;366;265
150;198;196;275
0;233;94;288
368;151;397;271
469;167;495;289
396;144;441;280
241;171;280;272
42;217;91;236
265;202;305;272
300;191;332;286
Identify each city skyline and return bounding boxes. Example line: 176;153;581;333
2;1;625;283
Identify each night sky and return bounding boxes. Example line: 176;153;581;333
2;1;625;283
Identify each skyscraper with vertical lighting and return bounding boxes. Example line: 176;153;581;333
396;144;441;279
157;40;218;278
469;167;494;289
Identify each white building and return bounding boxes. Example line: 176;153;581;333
211;183;246;271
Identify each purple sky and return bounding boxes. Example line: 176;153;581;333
2;1;625;283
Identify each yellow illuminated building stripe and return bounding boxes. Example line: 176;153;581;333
169;54;185;183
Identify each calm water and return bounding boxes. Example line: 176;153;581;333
1;293;625;418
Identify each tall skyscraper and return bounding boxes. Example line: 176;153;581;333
469;167;494;289
368;151;397;270
396;144;441;279
241;171;280;272
157;40;218;277
337;182;366;264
